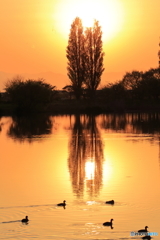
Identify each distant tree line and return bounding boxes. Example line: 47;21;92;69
100;68;160;111
1;67;160;114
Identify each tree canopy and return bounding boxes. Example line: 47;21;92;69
5;76;56;112
66;17;85;100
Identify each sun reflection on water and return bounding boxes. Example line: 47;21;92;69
84;222;100;236
85;160;95;180
86;201;97;205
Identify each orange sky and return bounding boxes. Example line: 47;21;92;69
0;0;160;90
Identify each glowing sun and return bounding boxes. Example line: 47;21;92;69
53;0;124;40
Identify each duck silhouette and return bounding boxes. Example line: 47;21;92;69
57;200;66;207
142;235;151;240
138;226;148;232
21;216;29;223
105;200;114;204
103;218;113;227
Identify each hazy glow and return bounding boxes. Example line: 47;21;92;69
53;0;124;40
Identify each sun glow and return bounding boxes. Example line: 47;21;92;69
53;0;124;41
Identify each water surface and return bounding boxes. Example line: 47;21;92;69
0;113;160;239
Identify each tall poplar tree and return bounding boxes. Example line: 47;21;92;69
85;20;105;99
66;17;86;100
66;18;105;100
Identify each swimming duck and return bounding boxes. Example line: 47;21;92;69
105;200;114;204
142;236;151;240
103;218;113;226
21;216;29;223
57;200;66;207
138;226;148;232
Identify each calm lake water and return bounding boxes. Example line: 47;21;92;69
0;113;160;239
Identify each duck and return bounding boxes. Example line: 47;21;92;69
142;236;151;240
105;200;114;204
57;200;66;207
138;226;148;232
103;218;113;226
21;216;29;223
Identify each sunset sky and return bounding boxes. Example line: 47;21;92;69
0;0;160;90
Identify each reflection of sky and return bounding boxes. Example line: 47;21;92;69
102;157;113;183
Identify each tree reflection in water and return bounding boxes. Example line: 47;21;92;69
68;115;104;197
0;117;2;132
100;113;160;135
7;114;53;143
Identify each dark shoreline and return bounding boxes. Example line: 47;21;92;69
0;100;160;116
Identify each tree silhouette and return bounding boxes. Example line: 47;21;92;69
139;68;160;101
85;20;105;99
66;17;86;100
5;76;56;112
66;18;104;100
121;70;143;91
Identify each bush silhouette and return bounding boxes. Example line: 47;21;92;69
5;76;56;112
